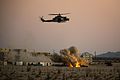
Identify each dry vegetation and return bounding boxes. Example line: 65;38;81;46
0;64;120;80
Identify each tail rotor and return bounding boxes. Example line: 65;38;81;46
40;16;45;22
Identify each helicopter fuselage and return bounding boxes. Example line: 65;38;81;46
53;16;69;23
40;15;69;23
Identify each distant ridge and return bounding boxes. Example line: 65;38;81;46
97;52;120;58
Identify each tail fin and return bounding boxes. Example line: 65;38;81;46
40;16;45;22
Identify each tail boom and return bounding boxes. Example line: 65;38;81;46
40;16;53;22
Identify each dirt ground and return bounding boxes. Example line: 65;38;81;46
0;64;120;80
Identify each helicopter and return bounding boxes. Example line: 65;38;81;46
40;13;70;23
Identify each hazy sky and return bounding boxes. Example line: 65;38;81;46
0;0;120;54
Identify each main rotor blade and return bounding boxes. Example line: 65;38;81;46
60;13;70;15
48;13;70;15
48;14;59;15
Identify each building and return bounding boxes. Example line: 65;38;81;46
0;48;11;65
0;48;53;66
81;52;93;64
22;52;52;66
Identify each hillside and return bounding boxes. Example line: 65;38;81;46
97;52;120;58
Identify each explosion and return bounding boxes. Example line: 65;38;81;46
60;46;88;67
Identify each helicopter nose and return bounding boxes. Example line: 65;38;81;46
66;18;69;21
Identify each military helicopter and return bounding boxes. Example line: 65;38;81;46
40;13;70;23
